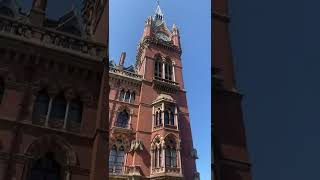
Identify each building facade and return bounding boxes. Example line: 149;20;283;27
0;0;108;180
108;4;199;180
212;0;253;179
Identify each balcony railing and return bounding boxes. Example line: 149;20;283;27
109;66;142;80
0;15;106;58
109;165;142;176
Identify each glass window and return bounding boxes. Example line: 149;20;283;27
50;93;66;120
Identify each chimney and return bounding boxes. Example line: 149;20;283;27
30;0;47;26
119;52;126;67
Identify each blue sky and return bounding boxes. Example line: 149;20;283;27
110;0;211;179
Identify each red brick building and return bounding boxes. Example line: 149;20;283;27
108;4;199;180
0;0;108;180
213;0;253;179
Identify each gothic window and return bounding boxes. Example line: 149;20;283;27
119;89;125;101
119;89;135;104
0;78;4;103
109;144;126;173
165;140;177;168
50;93;67;120
151;137;162;168
169;110;174;126
164;108;174;126
27;152;61;180
115;146;125;172
109;145;117;171
125;90;130;102
164;110;169;125
115;109;129;128
32;89;50;120
154;55;162;78
154;108;162;127
164;59;173;81
130;92;135;103
67;97;83;124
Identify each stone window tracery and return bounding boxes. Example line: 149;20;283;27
119;89;136;104
115;109;129;128
32;89;83;131
109;138;128;174
154;55;175;82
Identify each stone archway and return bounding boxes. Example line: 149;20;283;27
22;135;78;180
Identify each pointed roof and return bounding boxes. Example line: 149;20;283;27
154;1;164;21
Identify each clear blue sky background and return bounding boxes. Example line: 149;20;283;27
110;0;211;179
229;0;319;179
20;0;211;179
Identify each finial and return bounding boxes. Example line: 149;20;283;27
157;0;160;5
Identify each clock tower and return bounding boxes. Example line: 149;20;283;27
109;2;199;180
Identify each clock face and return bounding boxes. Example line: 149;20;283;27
156;32;171;42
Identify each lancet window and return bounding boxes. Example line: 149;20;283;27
154;55;175;81
115;109;130;128
119;89;136;104
109;139;127;174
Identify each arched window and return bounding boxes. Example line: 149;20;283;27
130;92;135;103
125;91;130;102
155;108;162;127
169;110;174;126
0;78;4;103
164;61;173;81
119;89;125;101
115;109;129;128
50;93;67;120
154;56;162;78
164;110;169;125
109;145;117;171
32;89;50;120
115;146;125;172
165;140;177;168
109;144;125;173
67;97;83;124
27;152;61;180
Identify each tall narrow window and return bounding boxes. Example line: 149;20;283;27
169;110;174;126
50;93;67;120
115;146;125;173
119;89;125;101
164;62;173;80
154;56;162;78
109;145;117;172
164;110;169;125
165;147;171;167
68;97;83;124
116;109;129;128
125;91;130;102
32;89;50;120
130;92;135;103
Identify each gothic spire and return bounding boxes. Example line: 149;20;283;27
154;0;164;21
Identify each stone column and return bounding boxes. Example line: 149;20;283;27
174;106;178;130
63;102;70;129
162;61;165;79
152;106;155;129
45;98;53;127
161;103;165;127
172;63;176;82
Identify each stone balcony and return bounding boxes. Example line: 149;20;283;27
109;66;143;81
151;166;183;179
152;77;180;93
109;165;142;179
0;14;106;60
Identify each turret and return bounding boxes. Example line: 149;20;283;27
29;0;47;26
172;24;181;48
